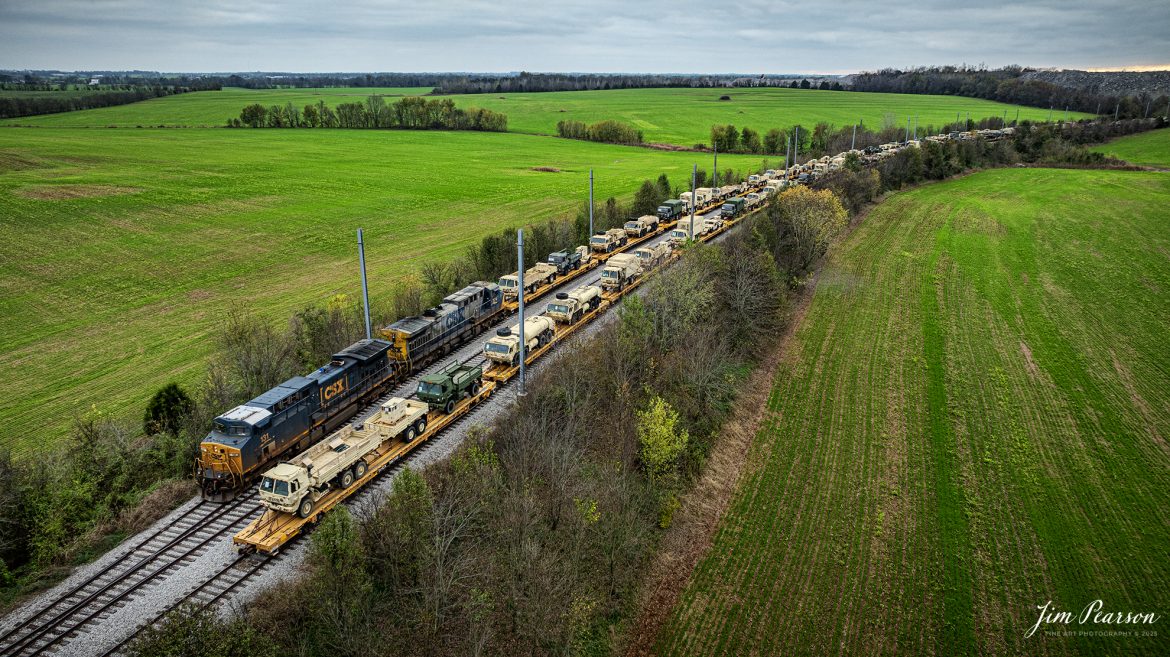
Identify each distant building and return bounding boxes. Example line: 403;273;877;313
89;78;100;85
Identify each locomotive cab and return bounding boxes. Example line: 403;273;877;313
197;405;272;501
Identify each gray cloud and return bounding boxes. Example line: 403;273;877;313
1;0;1167;73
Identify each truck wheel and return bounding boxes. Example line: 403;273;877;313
445;400;455;415
354;461;368;479
404;425;416;442
416;417;427;434
297;498;314;519
471;381;482;396
339;469;355;489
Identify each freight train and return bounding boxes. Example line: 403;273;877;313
203;125;1020;502
196;281;509;500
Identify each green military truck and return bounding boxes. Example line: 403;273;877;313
657;199;686;220
720;197;746;218
416;361;483;414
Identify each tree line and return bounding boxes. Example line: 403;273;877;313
230;96;507;131
555;119;644;145
0;86;204;120
850;65;1170;120
431;72;826;95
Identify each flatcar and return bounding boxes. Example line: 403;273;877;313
196;338;398;501
381;281;503;370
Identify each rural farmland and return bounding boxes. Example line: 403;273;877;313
0;126;762;453
656;167;1170;656
1;86;1083;146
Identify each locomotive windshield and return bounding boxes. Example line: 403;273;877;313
261;477;289;496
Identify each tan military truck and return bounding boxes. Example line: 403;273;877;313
589;228;628;253
546;284;602;324
499;262;558;299
669;216;709;246
695;187;716;205
623;215;659;239
601;253;641;292
634;242;670;270
258;397;429;518
483;315;556;366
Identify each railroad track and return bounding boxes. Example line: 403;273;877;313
0;492;262;657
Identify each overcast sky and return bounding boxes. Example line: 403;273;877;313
1;0;1167;74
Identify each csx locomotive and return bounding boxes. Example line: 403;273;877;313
196;281;504;501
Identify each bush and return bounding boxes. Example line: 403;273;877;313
143;383;193;436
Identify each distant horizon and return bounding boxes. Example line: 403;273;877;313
3;66;1168;78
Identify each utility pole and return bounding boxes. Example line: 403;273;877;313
588;169;594;237
1064;106;1069;122
1002;109;1007;126
1047;106;1052;123
1015;108;1019;126
713;139;718;188
1096;101;1102;117
516;229;526;396
1115;102;1119;120
966;111;970;127
851;123;857;151
1145;98;1152;118
913;116;918;140
794;125;799;161
357;228;371;340
905;116;910;142
689;163;696;241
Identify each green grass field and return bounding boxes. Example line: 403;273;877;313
657;168;1170;655
0;127;761;455
2;86;1084;146
1092;128;1170;167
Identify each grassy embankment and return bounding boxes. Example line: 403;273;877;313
1092;127;1170;167
658;167;1170;656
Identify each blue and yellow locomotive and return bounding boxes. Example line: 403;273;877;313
196;339;397;501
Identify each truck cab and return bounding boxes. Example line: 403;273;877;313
258;463;306;514
547;249;580;275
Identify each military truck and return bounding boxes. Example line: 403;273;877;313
721;197;746;218
483;315;556;365
417;361;483;414
669;216;708;246
656;199;686;220
719;184;740;200
745;192;763;208
748;174;761;185
601;253;641;292
547;246;589;276
695;187;716;205
546;284;602;324
499;262;558;299
634;242;670;270
589;228;628;253
624;215;659;239
257;397;428;518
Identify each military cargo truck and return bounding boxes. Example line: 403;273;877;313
546;285;602;324
547;246;586;276
634;242;670;270
624;215;659;238
590;228;628;253
669;216;708;246
257;396;428;518
499;262;558;299
657;199;686;220
601;253;641;291
721;197;746;217
483;315;556;365
417;361;483;414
